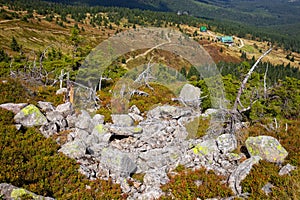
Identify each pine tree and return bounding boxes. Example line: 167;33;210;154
10;37;20;52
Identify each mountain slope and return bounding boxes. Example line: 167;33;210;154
43;0;300;27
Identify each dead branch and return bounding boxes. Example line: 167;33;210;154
233;47;273;111
264;63;269;99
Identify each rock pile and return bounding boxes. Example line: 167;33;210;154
0;84;296;199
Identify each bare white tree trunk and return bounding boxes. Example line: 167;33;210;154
233;47;273;111
264;63;269;99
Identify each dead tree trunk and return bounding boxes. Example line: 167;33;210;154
233;47;273;111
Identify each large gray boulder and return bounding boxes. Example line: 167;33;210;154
179;83;201;108
0;103;28;114
228;156;261;195
245;136;288;163
100;147;137;177
111;114;134;127
0;183;55;200
14;104;47;127
58;139;87;159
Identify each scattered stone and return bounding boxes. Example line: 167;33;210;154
193;139;219;156
262;182;274;195
179;83;202;108
56;102;73;117
201;108;218;117
228;156;261;195
129;105;141;115
100;147;137;177
279;163;297;176
216;134;237;154
111;114;134;127
37;101;55;112
56;87;68;95
40;122;58;138
14;104;48;127
109;125;143;136
0;103;28;114
91;114;105;127
46;111;64;122
245;136;288;163
75;110;92;131
58;139;87;159
0;183;55;200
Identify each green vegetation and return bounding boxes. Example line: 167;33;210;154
0;1;299;199
0;107;124;199
239;119;300;199
160;166;233;199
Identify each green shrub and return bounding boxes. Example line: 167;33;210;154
0;109;123;199
160;167;233;199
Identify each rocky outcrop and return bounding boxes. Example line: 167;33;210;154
6;96;291;199
0;183;55;200
245;136;288;163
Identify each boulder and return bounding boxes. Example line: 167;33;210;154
75;110;92;131
179;83;201;108
111;114;134;127
109;125;143;136
90;114;105;127
245;136;288;163
40;122;58;138
192;139;219;156
56;102;73;117
0;103;28;114
46;111;64;122
37;101;55;112
14;104;47;127
228;156;261;195
58;139;87;159
100;147;137;177
147;105;178;119
216;134;237;154
0;183;55;200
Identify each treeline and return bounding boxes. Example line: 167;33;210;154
0;0;299;52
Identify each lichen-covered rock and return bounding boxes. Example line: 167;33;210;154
111;114;134;127
216;134;237;154
0;183;55;200
228;156;261;195
58;139;87;159
14;104;47;127
245;136;288;163
193;139;219;156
